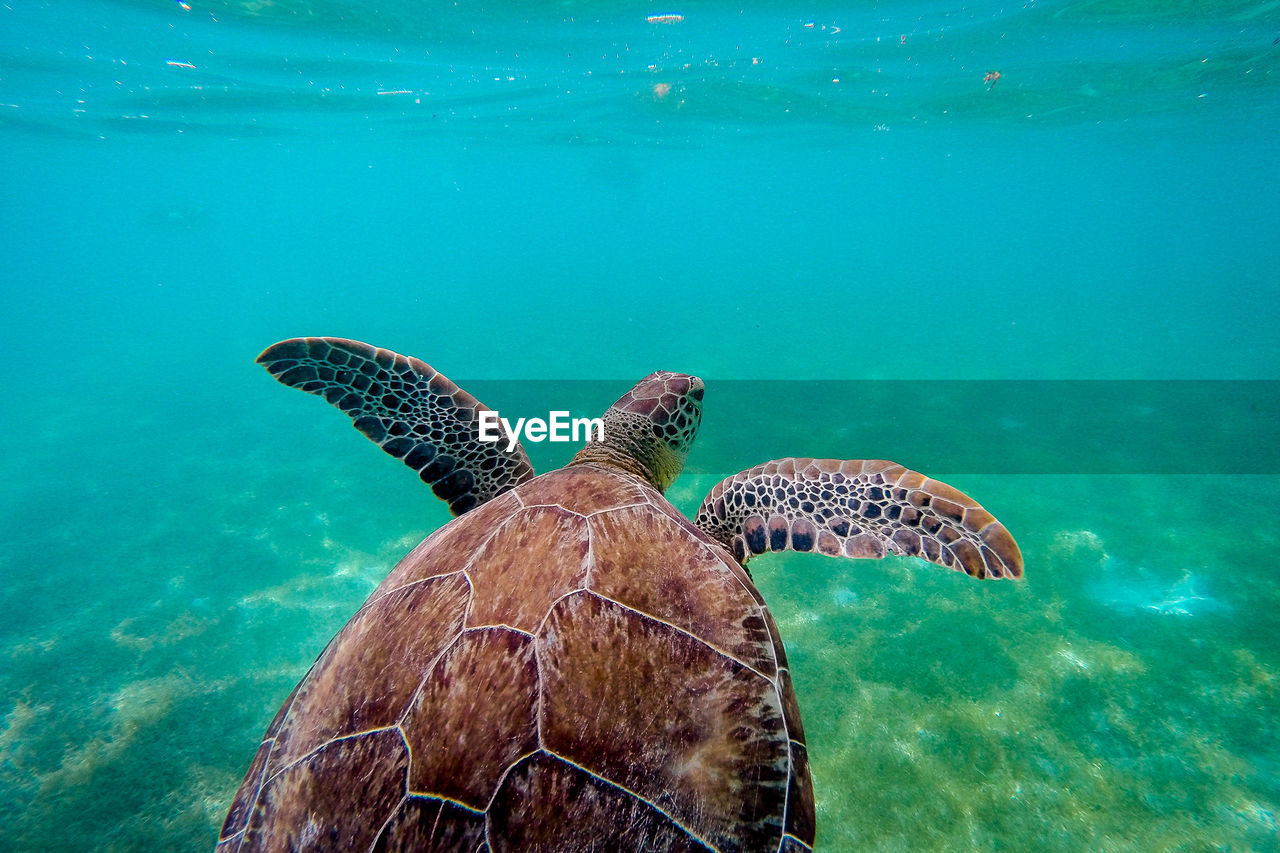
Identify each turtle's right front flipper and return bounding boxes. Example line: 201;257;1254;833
257;337;534;515
694;458;1021;580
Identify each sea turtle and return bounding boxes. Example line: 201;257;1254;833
218;338;1022;853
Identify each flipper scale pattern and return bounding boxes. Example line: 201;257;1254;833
257;337;535;515
694;458;1022;579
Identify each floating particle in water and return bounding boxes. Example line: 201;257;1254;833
646;14;684;24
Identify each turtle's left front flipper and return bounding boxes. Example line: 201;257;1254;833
694;458;1022;579
257;337;535;516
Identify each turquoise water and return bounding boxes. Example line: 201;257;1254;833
2;0;1278;849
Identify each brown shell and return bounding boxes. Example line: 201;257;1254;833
218;464;814;853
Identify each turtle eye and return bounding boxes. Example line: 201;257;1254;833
691;386;704;402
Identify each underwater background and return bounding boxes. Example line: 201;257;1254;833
2;0;1278;849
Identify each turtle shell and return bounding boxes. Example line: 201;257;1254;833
218;464;814;853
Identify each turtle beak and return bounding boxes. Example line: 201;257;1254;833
690;377;705;403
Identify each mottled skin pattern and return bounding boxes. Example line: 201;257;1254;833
223;338;1022;853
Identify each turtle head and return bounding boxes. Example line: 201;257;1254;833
570;371;703;493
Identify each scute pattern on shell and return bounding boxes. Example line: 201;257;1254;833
695;458;1023;580
217;465;813;853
